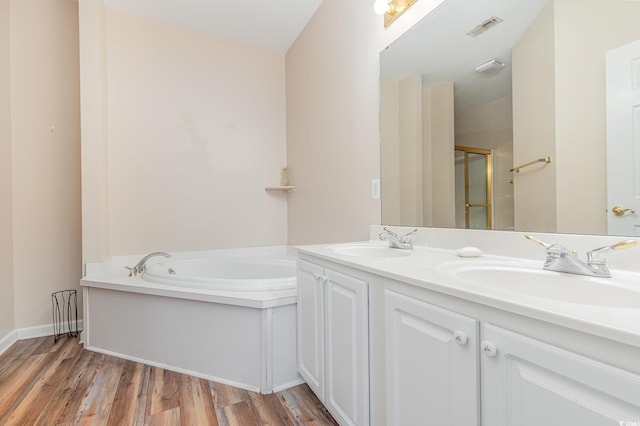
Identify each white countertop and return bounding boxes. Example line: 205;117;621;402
295;240;640;349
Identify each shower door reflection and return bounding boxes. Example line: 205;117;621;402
455;146;493;230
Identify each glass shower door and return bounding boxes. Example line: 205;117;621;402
454;146;493;230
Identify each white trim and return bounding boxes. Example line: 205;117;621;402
84;345;263;393
83;288;90;347
0;330;18;356
261;307;274;393
0;320;84;357
272;377;306;393
17;321;83;340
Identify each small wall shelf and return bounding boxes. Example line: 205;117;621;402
265;186;296;193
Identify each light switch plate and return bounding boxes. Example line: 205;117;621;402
371;179;381;200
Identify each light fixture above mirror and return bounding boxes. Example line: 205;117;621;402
374;0;419;27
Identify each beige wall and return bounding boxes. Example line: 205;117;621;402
380;79;401;223
428;81;455;228
512;0;557;233
379;77;455;228
285;0;382;244
78;0;447;255
554;0;640;234
513;0;640;234
0;0;15;338
6;0;82;329
380;74;425;227
79;0;108;265
106;11;288;254
398;73;424;225
80;5;289;258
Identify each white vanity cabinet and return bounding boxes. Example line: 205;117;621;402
383;289;480;426
297;259;325;398
370;278;640;426
297;251;640;426
297;258;370;426
481;323;640;426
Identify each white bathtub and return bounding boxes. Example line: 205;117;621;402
142;258;296;291
81;247;301;394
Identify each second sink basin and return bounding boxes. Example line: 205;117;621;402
437;260;640;308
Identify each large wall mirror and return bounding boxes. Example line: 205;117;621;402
379;0;640;237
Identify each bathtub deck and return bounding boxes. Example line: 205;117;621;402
0;335;337;425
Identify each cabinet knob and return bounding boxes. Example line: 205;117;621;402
313;273;328;283
481;340;498;357
453;330;468;345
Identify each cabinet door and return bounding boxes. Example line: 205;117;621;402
482;324;640;426
385;290;479;426
324;269;369;426
297;260;325;400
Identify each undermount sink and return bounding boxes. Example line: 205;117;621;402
437;260;640;308
327;243;412;258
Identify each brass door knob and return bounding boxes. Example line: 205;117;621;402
611;205;636;216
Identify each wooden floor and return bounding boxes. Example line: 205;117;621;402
0;335;338;425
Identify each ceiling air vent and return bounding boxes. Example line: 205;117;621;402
467;16;503;37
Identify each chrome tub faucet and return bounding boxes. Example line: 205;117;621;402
379;227;418;250
525;235;636;278
125;252;172;277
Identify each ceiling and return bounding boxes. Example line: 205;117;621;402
103;0;324;54
380;0;548;114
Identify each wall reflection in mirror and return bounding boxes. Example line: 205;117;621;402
379;0;640;237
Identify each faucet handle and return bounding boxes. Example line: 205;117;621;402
610;239;637;251
587;239;637;263
525;235;575;262
382;226;399;238
525;235;553;250
584;239;636;276
589;239;637;254
124;265;137;277
379;227;417;249
402;228;419;240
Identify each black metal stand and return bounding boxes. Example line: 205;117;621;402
51;289;78;342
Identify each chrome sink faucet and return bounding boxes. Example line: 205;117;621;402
525;235;636;278
125;252;171;277
379;227;418;250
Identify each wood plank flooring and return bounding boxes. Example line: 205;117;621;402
0;335;338;425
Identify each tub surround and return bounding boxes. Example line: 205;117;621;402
81;246;301;394
143;258;297;291
83;246;296;308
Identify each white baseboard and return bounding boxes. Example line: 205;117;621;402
0;320;84;357
271;377;306;393
0;330;18;357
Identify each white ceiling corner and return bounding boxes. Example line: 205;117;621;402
102;0;324;54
